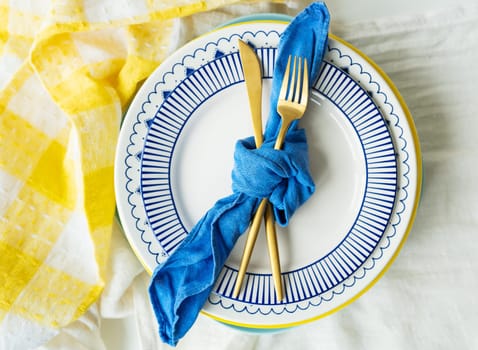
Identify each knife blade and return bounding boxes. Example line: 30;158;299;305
238;40;263;148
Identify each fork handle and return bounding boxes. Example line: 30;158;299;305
233;108;293;300
274;118;293;150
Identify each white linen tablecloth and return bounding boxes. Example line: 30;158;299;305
41;2;478;349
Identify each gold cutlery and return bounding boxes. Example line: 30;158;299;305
233;43;309;301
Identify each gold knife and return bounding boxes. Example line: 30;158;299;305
234;40;284;300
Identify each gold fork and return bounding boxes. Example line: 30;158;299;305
233;55;309;300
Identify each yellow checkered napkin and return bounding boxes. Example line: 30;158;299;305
0;0;245;347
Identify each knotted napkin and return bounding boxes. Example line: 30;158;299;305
149;2;330;346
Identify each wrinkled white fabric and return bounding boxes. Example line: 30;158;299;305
36;217;144;350
42;3;478;349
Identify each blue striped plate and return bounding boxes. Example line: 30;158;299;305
114;20;422;330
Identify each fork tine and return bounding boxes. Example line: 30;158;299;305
289;56;297;101
301;58;309;105
279;56;291;101
293;57;302;103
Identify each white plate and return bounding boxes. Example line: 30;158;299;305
114;21;422;329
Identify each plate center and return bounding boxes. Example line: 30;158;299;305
171;83;366;273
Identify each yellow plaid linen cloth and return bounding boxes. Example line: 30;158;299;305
0;0;254;347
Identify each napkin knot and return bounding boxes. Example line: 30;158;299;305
232;128;315;226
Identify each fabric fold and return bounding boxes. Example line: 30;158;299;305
149;2;330;346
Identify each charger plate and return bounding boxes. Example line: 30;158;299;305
114;20;422;329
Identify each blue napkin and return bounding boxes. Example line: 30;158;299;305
149;2;330;346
